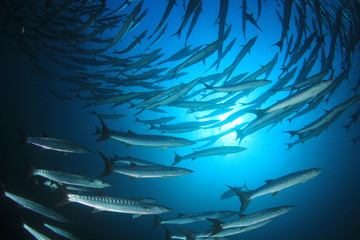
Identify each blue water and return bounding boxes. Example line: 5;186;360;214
1;0;360;239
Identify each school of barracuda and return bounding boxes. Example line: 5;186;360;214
0;0;359;239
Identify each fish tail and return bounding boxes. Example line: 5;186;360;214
172;152;182;166
284;142;294;150
91;110;97;115
15;126;27;147
207;218;224;236
53;182;70;208
283;131;297;139
25;160;35;181
225;184;252;214
273;39;283;51
152;215;162;230
163;225;172;240
96;116;110;142
97;151;114;178
200;81;212;90
148;124;155;130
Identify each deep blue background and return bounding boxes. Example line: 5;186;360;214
1;0;360;239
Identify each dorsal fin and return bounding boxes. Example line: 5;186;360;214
128;129;135;134
264;179;273;183
130;162;138;166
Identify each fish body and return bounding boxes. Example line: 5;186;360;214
30;165;111;189
55;184;172;217
265;80;333;113
16;128;91;154
228;168;321;213
173;146;246;165
98;151;193;178
154;210;237;229
44;223;79;240
4;191;69;223
97;117;195;149
23;223;51;240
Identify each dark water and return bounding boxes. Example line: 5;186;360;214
1;0;360;239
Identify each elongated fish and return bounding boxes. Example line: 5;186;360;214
23;223;51;240
227;168;321;213
96;116;195;150
173;146;246;166
153;210;237;229
264;80;333;114
210;219;272;237
208;206;293;235
55;183;172;218
27;161;112;189
44;223;79;240
3;190;69;223
98;151;193;179
16;128;91;154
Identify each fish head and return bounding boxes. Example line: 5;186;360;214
304;168;322;181
277;205;294;214
151;205;173;214
174;168;194;176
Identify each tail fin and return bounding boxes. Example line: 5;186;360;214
284;142;294;150
91;110;97;115
54;182;70;208
15;126;27;147
97;151;114;178
207;218;224;236
148;124;156;131
225;184;252;214
283;131;297;139
172;152;182;166
163;226;171;240
152;215;162;230
96;116;110;142
25;160;35;181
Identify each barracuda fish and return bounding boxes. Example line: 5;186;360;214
137;78;200;113
210;36;258;86
91;110;125;120
39;180;95;193
23;223;51;240
113;29;148;54
227;168;322;213
153;210;237;229
97;117;195;150
15;128;91;154
149;120;219;134
172;146;246;166
274;0;293;51
27;161;112;189
203;79;271;93
135;116;176;125
172;0;202;38
185;1;202;45
281;70;330;91
146;23;167;50
3;190;70;223
98;151;193;179
262;80;333;114
44;223;79;240
284;94;360;148
163;39;222;79
149;0;176;39
210;218;272;237
55;183;172;218
208;206;293;235
111;154;162;166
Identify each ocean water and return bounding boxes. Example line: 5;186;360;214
0;0;360;239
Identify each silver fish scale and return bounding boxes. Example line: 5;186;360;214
114;165;192;178
34;169;103;188
5;191;69;223
28;137;90;153
68;194;168;214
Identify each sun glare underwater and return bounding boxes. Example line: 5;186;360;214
1;0;360;239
